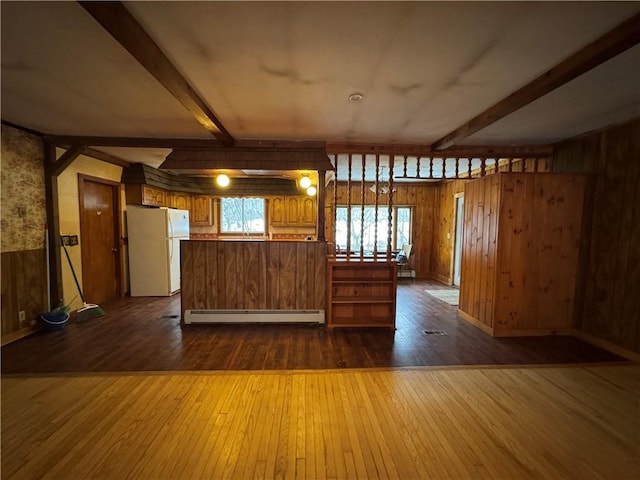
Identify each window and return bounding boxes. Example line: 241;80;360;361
335;206;412;252
220;198;265;234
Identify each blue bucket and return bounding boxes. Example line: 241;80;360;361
40;311;70;332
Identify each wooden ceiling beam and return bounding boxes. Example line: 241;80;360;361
44;134;551;158
83;148;131;168
44;135;326;150
79;1;234;145
52;145;86;176
44;135;224;149
431;12;640;150
1;120;45;137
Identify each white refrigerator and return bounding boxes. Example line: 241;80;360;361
127;205;190;296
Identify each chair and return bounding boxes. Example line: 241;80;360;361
395;244;413;277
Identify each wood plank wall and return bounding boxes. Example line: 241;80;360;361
1;249;48;338
458;176;499;329
325;183;436;278
431;180;465;284
493;174;585;335
180;241;326;320
459;173;585;336
554;119;640;352
431;159;551;285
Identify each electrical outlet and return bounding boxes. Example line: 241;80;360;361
61;235;79;246
19;310;26;323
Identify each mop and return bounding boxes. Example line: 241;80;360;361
61;237;105;321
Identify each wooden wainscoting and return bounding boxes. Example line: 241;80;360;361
180;241;327;321
1;249;48;343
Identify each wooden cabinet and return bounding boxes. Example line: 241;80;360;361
458;173;585;337
125;184;167;207
270;197;286;225
327;261;397;329
270;195;316;226
191;195;213;226
299;197;316;225
168;192;192;212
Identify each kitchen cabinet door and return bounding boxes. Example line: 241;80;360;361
169;192;192;212
142;185;166;207
286;196;301;224
299;197;316;226
125;184;167;207
191;196;213;225
270;197;286;225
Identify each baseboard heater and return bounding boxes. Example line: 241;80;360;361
184;309;325;325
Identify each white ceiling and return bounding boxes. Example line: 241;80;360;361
2;1;639;168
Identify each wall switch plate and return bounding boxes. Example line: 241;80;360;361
18;310;26;322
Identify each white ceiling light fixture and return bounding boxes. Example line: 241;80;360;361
306;186;317;196
299;175;312;189
216;173;230;187
348;92;364;103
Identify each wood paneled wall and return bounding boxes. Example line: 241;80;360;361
431;159;551;285
325;183;436;278
180;241;326;320
554;119;640;352
458;176;499;328
431;180;465;284
459;173;585;336
1;249;48;339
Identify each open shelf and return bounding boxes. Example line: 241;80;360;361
327;261;397;330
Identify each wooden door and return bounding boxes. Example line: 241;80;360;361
79;175;121;305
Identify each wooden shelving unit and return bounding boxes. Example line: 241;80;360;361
327;261;397;330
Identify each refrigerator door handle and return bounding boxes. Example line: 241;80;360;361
168;215;174;261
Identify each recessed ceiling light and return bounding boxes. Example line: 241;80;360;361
348;92;364;103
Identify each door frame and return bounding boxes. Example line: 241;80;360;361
78;174;123;299
450;192;465;286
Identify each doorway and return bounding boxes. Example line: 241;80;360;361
452;194;464;287
78;175;121;305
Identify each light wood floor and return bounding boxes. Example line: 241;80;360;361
2;364;639;480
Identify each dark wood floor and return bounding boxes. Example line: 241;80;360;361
1;280;623;373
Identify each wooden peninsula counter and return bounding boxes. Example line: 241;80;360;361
180;240;327;325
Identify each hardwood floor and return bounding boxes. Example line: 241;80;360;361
1;280;623;374
2;365;639;479
2;280;636;479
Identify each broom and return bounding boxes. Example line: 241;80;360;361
60;237;105;321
